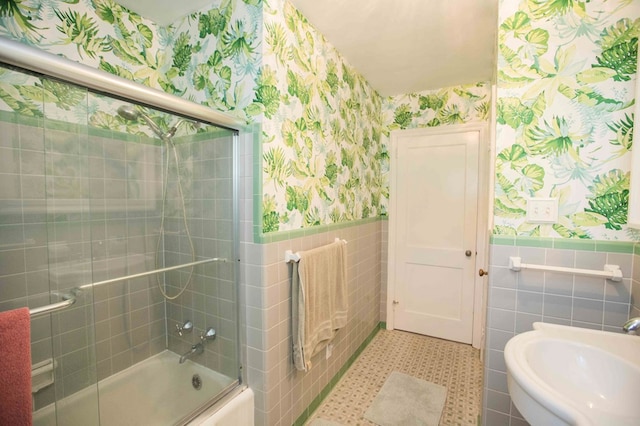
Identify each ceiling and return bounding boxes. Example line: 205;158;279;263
289;0;499;96
114;0;498;97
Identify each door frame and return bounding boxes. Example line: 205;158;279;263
386;123;490;349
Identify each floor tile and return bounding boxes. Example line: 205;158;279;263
306;329;483;426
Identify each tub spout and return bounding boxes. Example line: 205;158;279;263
179;343;204;364
623;317;640;335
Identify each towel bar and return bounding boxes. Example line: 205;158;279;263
76;257;228;291
28;257;228;317
285;238;347;263
508;257;623;282
29;297;76;318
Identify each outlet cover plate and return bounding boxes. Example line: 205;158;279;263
526;198;559;223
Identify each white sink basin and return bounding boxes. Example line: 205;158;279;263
504;322;640;426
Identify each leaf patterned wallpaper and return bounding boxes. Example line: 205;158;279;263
3;0;639;240
0;0;389;234
257;2;494;233
259;0;385;232
495;0;640;241
0;0;260;124
382;83;491;132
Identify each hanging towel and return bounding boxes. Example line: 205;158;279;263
0;307;33;425
292;240;347;371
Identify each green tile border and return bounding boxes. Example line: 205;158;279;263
292;322;384;426
595;240;636;254
489;235;515;246
490;235;637;253
553;238;597;251
255;216;384;244
510;236;554;248
0;109;41;127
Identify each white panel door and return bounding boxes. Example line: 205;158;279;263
391;127;479;344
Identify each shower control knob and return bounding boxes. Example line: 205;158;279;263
176;320;193;336
201;327;216;341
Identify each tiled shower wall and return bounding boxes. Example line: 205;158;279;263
90;129;167;385
164;133;240;380
483;239;635;426
243;220;383;425
0;113;169;408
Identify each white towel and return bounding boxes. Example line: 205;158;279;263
292;240;347;371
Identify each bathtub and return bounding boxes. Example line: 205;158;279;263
33;350;253;426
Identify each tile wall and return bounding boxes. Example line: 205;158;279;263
379;218;388;323
483;238;635;425
0;112;167;407
89;130;167;385
243;220;383;426
1;116;57;408
164;133;240;379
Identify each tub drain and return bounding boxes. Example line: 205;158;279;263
192;374;202;390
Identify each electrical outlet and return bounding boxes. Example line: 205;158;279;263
326;343;333;359
526;198;558;223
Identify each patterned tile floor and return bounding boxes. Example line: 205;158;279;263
306;329;483;425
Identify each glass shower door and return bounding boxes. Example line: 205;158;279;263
1;58;242;425
0;64;100;425
43;76;100;426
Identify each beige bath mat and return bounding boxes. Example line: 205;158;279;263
364;371;447;426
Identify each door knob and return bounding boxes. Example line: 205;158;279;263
479;269;488;277
465;250;472;257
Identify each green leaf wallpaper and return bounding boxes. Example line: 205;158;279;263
495;0;640;240
258;0;385;232
2;0;639;240
0;0;260;124
0;0;389;234
382;83;491;133
256;2;493;232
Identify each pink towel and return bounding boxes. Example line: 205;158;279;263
0;307;32;426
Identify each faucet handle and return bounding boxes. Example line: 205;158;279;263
176;320;193;336
200;327;216;341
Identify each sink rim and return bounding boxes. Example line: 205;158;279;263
504;322;640;426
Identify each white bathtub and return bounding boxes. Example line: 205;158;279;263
33;350;253;426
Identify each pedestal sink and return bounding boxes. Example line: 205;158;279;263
504;322;640;426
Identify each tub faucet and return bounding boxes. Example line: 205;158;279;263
179;343;204;364
175;320;193;336
622;317;640;335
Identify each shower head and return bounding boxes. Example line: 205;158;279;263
116;105;140;121
117;105;165;139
